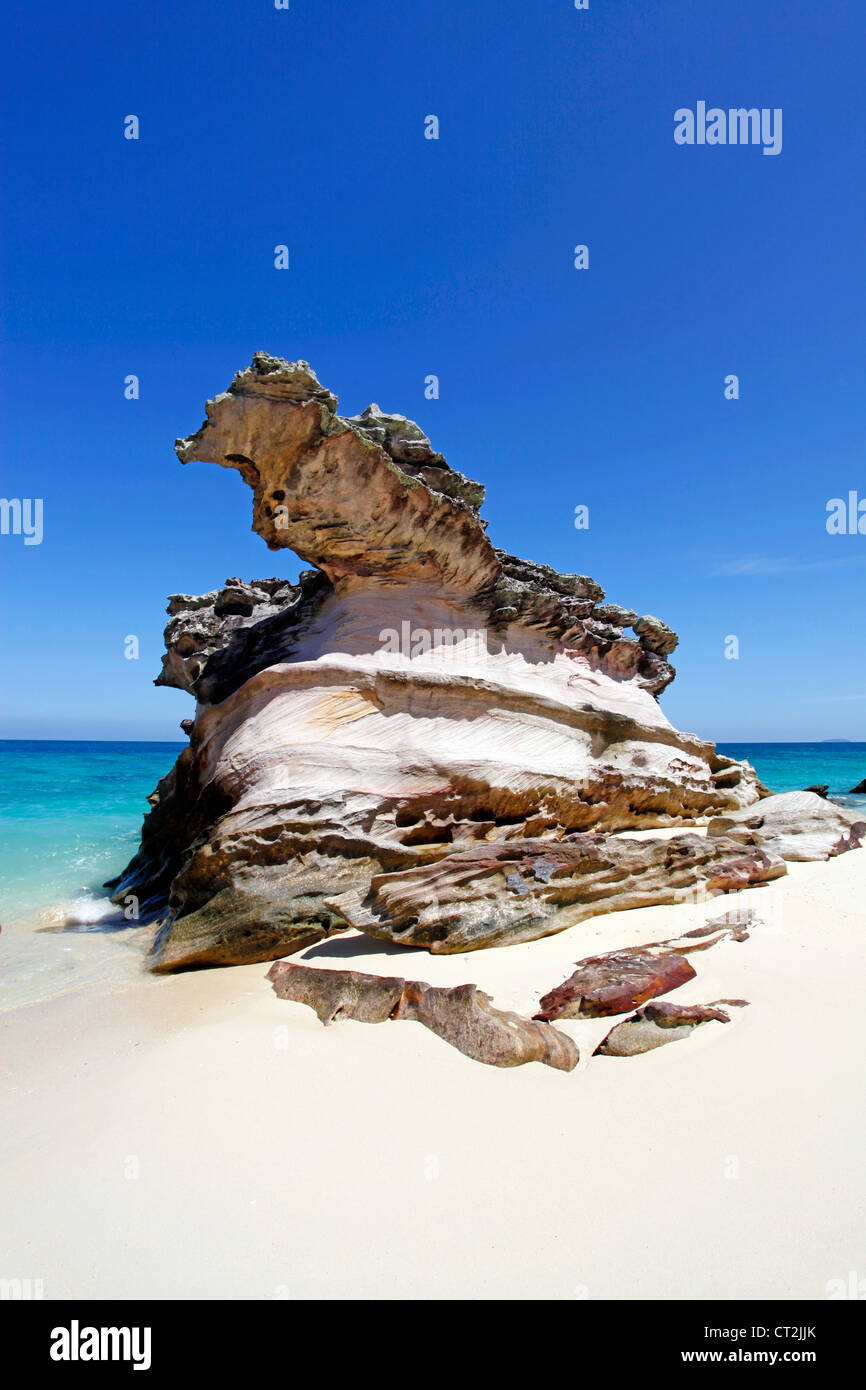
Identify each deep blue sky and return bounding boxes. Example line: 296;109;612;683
1;0;864;741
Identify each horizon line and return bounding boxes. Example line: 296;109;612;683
0;737;863;747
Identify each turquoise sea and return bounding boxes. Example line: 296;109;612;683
0;740;185;928
0;739;864;929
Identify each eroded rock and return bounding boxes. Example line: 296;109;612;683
536;911;762;1023
267;962;579;1071
707;791;866;862
113;355;772;971
267;962;404;1025
595;999;746;1057
175;353;497;594
534;950;697;1021
328;832;784;954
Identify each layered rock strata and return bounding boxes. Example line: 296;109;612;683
111;354;774;970
328;833;783;954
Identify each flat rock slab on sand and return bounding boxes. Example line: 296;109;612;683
596;998;745;1057
534;908;760;1023
267;962;580;1072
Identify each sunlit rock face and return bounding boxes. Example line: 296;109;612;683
111;353;767;970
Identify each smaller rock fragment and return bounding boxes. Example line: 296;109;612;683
531;858;557;883
393;981;579;1072
267;962;579;1072
534;950;696;1021
536;909;763;1026
829;822;866;857
267;962;404;1025
681;907;762;941
642;1000;732;1027
595;998;746;1057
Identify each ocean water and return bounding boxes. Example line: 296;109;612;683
717;742;866;809
0;740;184;929
1;738;864;932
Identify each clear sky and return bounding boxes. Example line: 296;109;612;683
1;0;864;742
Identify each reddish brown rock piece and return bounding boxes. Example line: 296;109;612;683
267;962;579;1072
829;821;866;857
642;999;732;1027
267;961;403;1025
595;998;746;1057
535;909;764;1024
393;980;579;1071
534;950;696;1021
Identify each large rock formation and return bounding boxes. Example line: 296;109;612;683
111;353;771;970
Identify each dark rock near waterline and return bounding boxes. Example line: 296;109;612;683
147;856;371;972
849;779;866;794
803;784;829;799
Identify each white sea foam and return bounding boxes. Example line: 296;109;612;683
0;897;154;1013
34;894;126;931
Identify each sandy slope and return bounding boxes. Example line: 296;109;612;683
2;847;864;1300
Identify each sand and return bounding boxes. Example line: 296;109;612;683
2;846;864;1301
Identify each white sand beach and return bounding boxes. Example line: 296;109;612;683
2;843;864;1301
